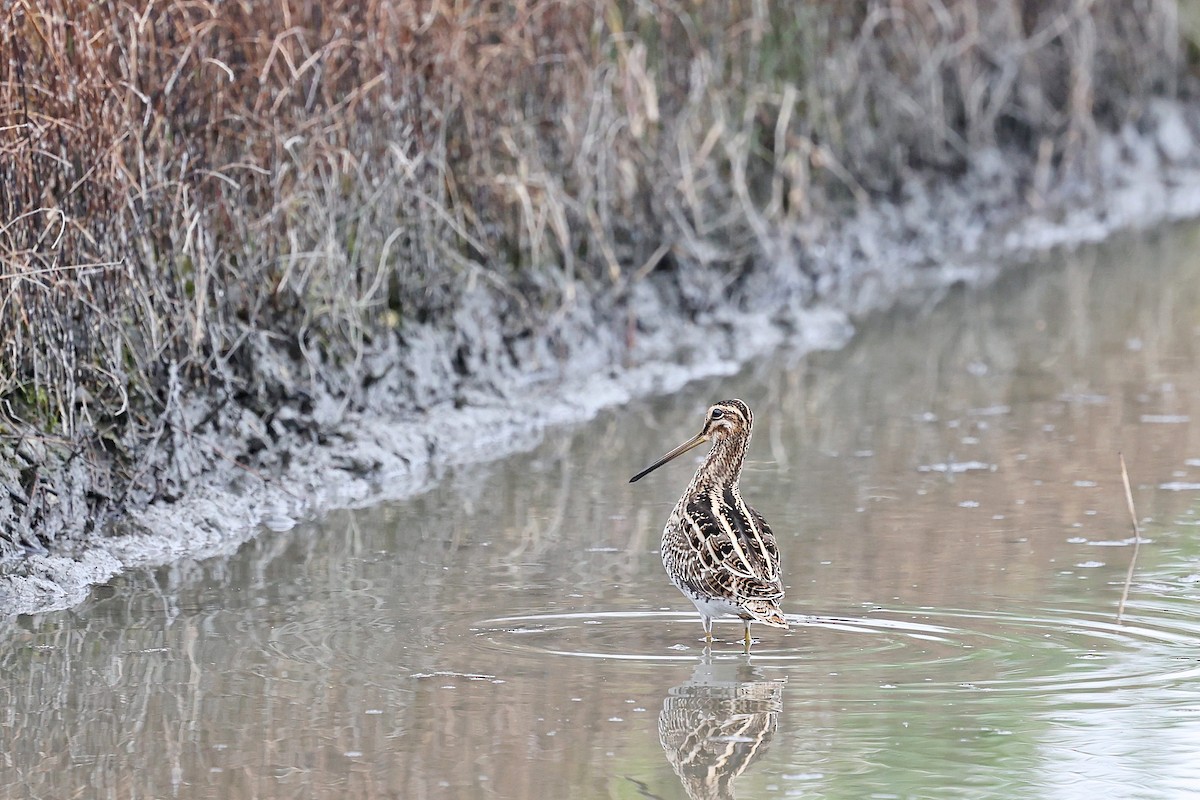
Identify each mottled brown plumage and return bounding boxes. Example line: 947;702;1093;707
659;659;784;800
631;399;787;649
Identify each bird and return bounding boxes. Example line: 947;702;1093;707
658;657;785;800
630;399;787;649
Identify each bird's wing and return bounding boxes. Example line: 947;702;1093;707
675;489;783;601
749;506;782;585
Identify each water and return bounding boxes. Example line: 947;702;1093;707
6;224;1200;798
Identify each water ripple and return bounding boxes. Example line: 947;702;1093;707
473;605;1200;703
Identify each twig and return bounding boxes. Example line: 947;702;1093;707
1116;452;1141;624
183;427;302;501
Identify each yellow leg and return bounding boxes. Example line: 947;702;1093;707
743;621;753;650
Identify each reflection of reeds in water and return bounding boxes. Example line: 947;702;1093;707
658;658;785;800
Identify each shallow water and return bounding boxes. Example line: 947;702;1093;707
6;224;1200;798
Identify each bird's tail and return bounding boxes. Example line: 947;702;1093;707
743;599;788;628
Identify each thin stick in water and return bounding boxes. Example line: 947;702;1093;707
1116;452;1142;624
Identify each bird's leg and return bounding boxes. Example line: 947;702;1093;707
702;615;713;643
743;620;753;651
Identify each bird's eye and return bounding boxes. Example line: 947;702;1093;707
711;408;724;420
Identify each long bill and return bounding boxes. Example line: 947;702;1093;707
629;431;708;483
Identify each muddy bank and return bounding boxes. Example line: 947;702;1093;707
4;99;1200;616
3;2;1194;609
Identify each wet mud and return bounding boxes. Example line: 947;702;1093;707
4;102;1200;615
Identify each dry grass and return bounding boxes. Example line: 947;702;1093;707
0;0;1191;551
1117;451;1143;623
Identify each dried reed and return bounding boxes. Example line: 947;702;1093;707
0;0;1189;552
1116;451;1143;623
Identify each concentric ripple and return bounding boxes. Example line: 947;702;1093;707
473;603;1200;702
474;610;960;661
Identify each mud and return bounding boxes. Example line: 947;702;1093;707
4;100;1200;616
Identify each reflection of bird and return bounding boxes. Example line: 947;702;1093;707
658;658;785;800
630;400;787;649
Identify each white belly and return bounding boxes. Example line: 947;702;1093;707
682;591;748;621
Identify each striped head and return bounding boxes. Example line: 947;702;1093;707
629;399;754;484
700;399;753;443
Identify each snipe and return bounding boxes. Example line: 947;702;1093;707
630;399;787;649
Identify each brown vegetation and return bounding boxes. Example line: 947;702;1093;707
0;0;1192;555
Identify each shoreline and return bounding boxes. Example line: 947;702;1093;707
5;103;1200;617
